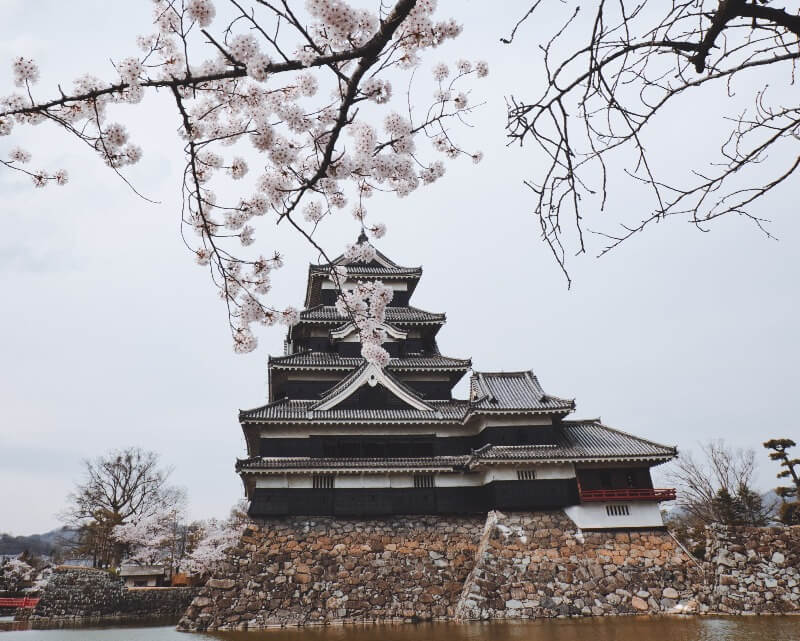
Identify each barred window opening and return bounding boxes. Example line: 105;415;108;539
606;504;630;516
414;474;435;488
517;470;536;481
313;475;334;489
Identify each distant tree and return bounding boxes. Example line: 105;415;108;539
180;501;248;577
763;438;800;524
112;506;189;577
0;558;34;594
503;1;800;281
668;440;773;527
710;484;769;527
62;447;184;568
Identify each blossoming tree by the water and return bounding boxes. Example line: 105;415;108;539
0;0;487;365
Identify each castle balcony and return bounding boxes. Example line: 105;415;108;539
579;487;676;503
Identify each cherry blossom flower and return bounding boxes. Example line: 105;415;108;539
456;59;472;74
12;56;39;86
303;200;324;223
228;157;248;179
31;170;47;188
368;222;386;238
229;34;260;62
8;146;30;163
246;52;272;82
432;62;449;81
187;0;216;27
196;248;212;265
281;306;299;326
118;57;143;85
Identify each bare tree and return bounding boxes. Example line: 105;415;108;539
504;1;800;282
667;439;772;527
62;447;185;568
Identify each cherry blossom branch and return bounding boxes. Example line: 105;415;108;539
1;0;487;358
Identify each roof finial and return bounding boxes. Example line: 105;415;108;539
357;229;369;244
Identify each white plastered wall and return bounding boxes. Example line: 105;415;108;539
564;501;665;529
254;464;575;489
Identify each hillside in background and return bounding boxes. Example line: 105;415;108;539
0;527;77;557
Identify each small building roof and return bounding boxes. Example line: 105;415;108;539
119;565;165;577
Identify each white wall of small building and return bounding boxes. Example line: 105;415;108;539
123;576;158;588
564;501;664;529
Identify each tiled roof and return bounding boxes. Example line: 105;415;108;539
235;421;676;473
237;455;468;471
269;352;471;371
242;369;576;422
240;398;471;422
298;305;445;325
303;242;423;307
470;371;574;413
309;264;422;278
119;565;165;576
475;420;676;463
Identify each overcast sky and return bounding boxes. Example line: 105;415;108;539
1;1;798;535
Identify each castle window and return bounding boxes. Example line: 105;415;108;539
517;470;536;481
605;504;630;517
414;474;435;488
313;475;334;489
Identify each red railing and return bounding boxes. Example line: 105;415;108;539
580;488;676;503
0;597;39;609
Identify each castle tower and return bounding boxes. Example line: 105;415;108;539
236;237;676;527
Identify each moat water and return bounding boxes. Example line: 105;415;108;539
1;618;799;641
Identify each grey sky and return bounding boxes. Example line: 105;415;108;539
1;1;797;535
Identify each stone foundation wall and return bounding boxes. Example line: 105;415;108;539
177;512;799;631
17;567;197;626
705;524;800;614
178;516;485;631
456;511;702;619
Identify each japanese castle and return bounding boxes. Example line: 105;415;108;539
236;238;677;528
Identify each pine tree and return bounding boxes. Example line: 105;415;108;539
763;439;800;525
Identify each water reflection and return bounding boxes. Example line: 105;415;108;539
209;617;799;641
1;618;798;641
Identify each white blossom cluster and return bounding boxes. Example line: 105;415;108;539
0;0;487;359
334;264;394;366
113;511;181;566
180;517;244;576
1;558;34;583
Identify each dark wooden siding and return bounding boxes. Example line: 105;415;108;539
259;427;559;457
577;468;653;491
248;479;579;517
